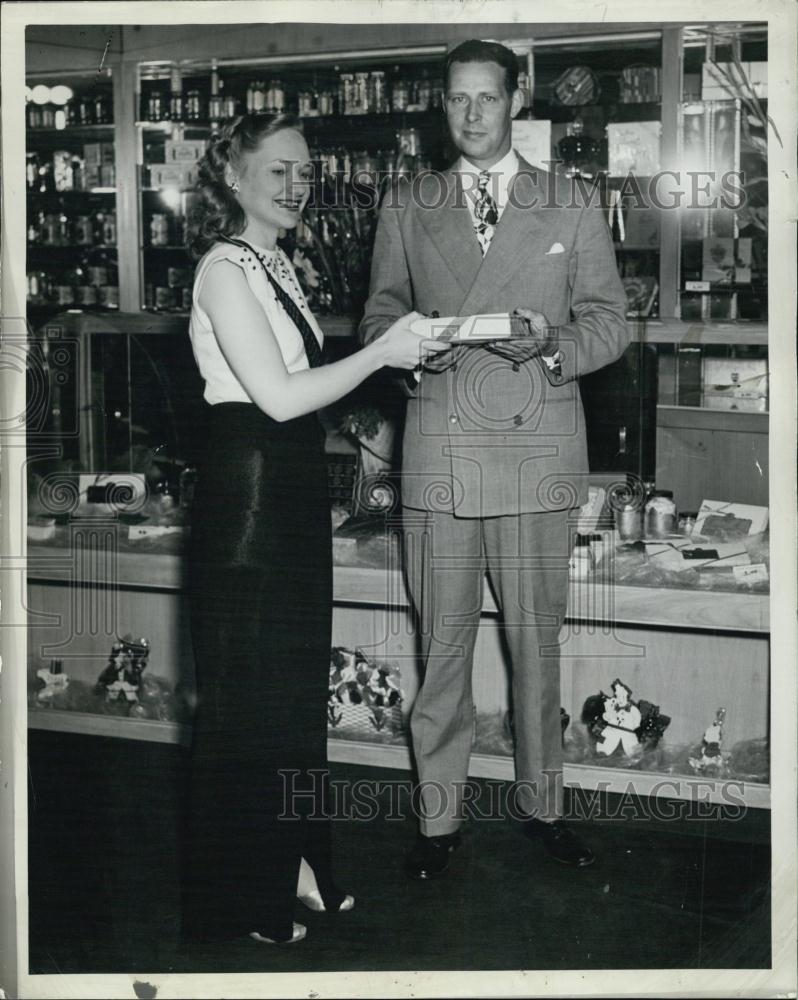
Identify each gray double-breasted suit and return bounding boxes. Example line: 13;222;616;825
360;155;630;832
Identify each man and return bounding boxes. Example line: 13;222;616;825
360;39;630;878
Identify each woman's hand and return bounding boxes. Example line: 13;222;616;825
378;311;453;370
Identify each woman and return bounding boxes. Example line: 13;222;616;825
183;112;447;946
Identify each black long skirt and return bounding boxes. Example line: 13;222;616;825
182;402;340;942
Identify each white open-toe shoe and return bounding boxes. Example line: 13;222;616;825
297;889;355;913
249;922;307;944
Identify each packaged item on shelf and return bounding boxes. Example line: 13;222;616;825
164;138;207;162
52;150;73;191
368;71;388;113
169;66;183;121
208;61;223;120
620;65;661;104
155;285;174;310
318;90;335;116
26;152;39;189
76;283;98;306
353;72;369;114
338;73;354;114
150;213;170;246
607;121;661;176
298;90;316;117
78;95;93;124
41;105;56;128
100;163;116;187
694;500;768;539
185;89;203;120
222;94;238;118
27;103;43;128
98;284;119;309
73;215;94;245
149;162;199;187
99;212;117;245
147;88;166;122
391;75;409;111
93;92;112;124
83;141;115;165
569;535;594;579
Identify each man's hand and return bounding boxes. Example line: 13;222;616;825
485;308;557;364
421;343;469;373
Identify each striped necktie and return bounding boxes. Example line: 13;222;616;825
473;170;499;254
221;236;324;368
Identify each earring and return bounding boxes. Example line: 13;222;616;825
230;180;240;193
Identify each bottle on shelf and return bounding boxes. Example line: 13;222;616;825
169;66;183;121
186;89;203;121
73;214;94;246
150;213;170;247
94;91;111;124
27;102;43;129
147;86;166;122
100;211;117;246
26;152;39;189
391;70;409;112
208;60;223;122
41;104;56;129
78;94;93;125
52;150;74;192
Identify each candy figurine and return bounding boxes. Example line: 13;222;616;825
36;659;69;705
689;708;727;772
94;634;151;702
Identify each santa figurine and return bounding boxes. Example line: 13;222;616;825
595;679;643;757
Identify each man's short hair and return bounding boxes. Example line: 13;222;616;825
444;39;519;97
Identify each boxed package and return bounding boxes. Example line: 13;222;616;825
607;121;661;176
701;357;768;411
164;139;208;163
149;162;200;188
83;142;115;166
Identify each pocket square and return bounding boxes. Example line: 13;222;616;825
546;242;566;255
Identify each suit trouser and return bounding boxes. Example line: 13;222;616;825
403;506;573;836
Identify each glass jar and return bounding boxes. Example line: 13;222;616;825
147;90;165;122
27;104;43;128
391;77;409;112
101;213;117;245
53;150;74;191
318;90;335;116
74;215;94;245
645;490;677;538
41;105;56;128
150;214;169;246
338;74;354;115
185;90;203;120
368;71;388;113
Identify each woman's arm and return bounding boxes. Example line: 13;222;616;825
200;260;446;422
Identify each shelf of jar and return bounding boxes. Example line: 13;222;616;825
134;109;444;130
27;187;117;196
28;243;117;251
26;124;115;138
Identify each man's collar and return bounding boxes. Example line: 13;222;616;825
456;148;520;177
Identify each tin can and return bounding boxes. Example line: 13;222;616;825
615;504;643;540
88;266;108;287
150;214;169;246
74;216;94;245
76;285;98;306
645;491;677;538
99;285;119;309
318;90;335;116
101;213;117;245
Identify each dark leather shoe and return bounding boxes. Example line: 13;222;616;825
406;832;461;880
526;819;595;868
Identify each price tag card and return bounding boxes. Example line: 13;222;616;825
732;562;769;584
411;313;529;343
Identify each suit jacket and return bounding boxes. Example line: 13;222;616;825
359;155;630;517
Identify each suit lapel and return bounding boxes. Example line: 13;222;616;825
458;159;550;316
417;169;483;299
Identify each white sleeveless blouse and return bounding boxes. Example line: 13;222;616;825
189;240;325;405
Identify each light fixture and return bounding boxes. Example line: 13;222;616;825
31;85;51;105
50;85;74;106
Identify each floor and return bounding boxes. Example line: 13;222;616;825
27;732;771;976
